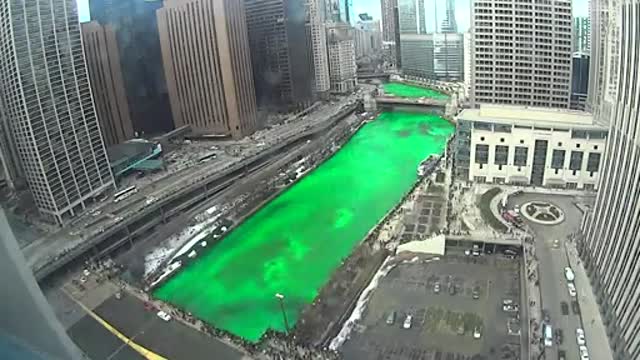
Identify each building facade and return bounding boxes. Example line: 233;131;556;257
400;34;434;78
398;0;426;34
441;0;458;33
82;21;134;146
308;0;331;95
471;0;573;108
572;16;591;53
580;1;640;358
463;32;473;96
90;0;174;135
570;52;590;110
354;19;382;59
245;0;315;110
400;33;463;81
381;0;400;68
455;105;607;190
157;0;257;139
0;0;115;225
327;23;357;93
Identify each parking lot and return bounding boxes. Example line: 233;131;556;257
341;253;522;360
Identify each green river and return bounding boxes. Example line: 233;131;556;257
154;111;455;341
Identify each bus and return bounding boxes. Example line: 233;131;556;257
113;186;137;203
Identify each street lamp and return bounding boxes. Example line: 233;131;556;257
275;293;290;334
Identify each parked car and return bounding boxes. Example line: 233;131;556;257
386;311;396;325
553;239;561;248
157;311;172;322
503;304;519;312
433;282;441;294
558;350;566;360
572;301;581;315
472;286;481;300
579;345;589;360
568;282;577;297
555;328;564;345
403;315;413;329
561;301;570;315
449;282;456;296
564;267;575;281
473;326;482;339
576;328;586;345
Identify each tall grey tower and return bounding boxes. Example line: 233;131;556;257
380;0;400;68
0;0;115;225
441;0;458;33
580;0;640;358
471;0;573;108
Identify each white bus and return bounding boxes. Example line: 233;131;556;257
113;186;137;203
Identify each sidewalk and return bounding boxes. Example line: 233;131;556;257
564;242;614;360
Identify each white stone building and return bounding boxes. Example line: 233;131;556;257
454;105;607;190
327;23;357;93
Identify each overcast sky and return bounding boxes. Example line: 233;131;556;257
77;0;589;31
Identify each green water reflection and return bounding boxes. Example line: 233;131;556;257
383;83;450;100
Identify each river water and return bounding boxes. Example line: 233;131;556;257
153;111;455;341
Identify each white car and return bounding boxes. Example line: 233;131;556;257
579;345;589;359
473;327;482;339
564;267;575;281
568;282;577;297
403;315;413;329
576;328;586;345
157;310;172;322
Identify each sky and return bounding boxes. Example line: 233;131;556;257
76;0;589;30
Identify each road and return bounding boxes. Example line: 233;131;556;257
507;193;595;360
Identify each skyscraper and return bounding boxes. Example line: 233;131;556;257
157;0;258;139
244;0;315;110
570;53;590;110
441;0;458;33
381;0;401;68
398;0;426;34
580;0;640;358
471;0;573;108
586;1;609;113
90;0;174;135
0;0;115;225
327;23;358;93
573;16;591;53
82;21;134;146
308;0;331;95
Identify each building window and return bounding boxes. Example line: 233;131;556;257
514;146;528;166
569;151;583;171
554;169;559;174
566;182;578;189
495;145;509;165
572;170;577;176
584;183;595;190
571;130;588;139
520;139;524;144
558;142;562;146
594;145;598;150
474;176;487;183
551;149;565;169
480;136;485;141
494;177;506;184
475;144;489;164
576;143;581;148
517;167;522;172
586;153;601;172
500;138;505;143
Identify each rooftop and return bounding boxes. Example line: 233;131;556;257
459;105;605;130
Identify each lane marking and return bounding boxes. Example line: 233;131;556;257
64;289;167;360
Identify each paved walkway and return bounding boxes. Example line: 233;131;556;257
564;241;613;360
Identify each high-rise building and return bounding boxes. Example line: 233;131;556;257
90;0;174;135
463;32;473;95
381;0;401;68
0;0;115;225
308;0;331;95
586;0;610;113
157;0;257;139
327;23;357;93
580;1;640;358
82;21;134;146
400;33;463;81
573;16;591;53
441;0;458;33
354;20;382;58
245;0;315;110
570;53;590;110
398;0;426;34
471;0;573;108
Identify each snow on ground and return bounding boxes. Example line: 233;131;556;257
143;210;222;277
148;261;182;289
329;256;394;350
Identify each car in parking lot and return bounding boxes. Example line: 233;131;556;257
472;286;480;299
555;328;563;345
503;304;519;312
568;282;577;297
386;311;396;325
403;314;413;329
558;350;566;360
561;301;570;315
576;328;586;345
156;310;172;322
433;282;441;294
473;326;482;339
448;282;456;295
564;267;575;281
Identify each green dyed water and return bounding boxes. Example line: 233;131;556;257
154;111;454;342
383;83;450;100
